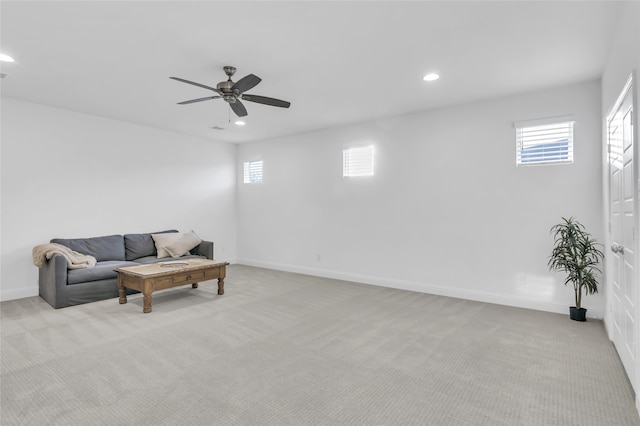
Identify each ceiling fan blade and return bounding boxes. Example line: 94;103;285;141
241;94;291;108
177;96;221;105
169;77;222;93
230;100;248;117
233;74;261;94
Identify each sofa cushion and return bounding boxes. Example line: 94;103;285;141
51;235;125;262
67;260;139;284
124;230;177;260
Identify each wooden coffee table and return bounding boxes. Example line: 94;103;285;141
115;258;229;313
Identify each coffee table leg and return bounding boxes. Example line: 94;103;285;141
118;275;127;304
218;278;225;295
143;292;152;313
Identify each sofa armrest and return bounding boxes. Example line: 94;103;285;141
38;253;69;309
192;240;214;260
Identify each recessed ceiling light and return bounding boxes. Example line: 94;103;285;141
0;53;15;63
423;73;440;82
235;120;246;126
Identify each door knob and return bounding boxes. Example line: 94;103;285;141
611;244;625;254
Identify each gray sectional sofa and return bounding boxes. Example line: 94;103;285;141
38;230;213;309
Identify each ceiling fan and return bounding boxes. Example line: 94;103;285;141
170;66;291;118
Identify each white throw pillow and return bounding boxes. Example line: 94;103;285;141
151;233;183;258
152;231;202;258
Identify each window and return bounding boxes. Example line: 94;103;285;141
243;160;263;183
343;145;374;177
515;116;574;166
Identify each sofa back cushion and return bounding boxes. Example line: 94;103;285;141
124;230;178;260
51;234;125;262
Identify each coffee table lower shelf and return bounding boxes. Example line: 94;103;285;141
115;259;229;313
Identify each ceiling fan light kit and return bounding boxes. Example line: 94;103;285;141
170;66;291;118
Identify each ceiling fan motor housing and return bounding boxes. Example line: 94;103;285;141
217;79;238;103
216;80;235;92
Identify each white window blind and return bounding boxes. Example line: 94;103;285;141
515;116;574;166
243;160;263;183
343;145;374;177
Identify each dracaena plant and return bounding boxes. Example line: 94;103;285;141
548;217;604;310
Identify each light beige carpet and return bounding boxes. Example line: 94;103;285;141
1;265;638;425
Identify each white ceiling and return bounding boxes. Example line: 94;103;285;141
0;1;622;143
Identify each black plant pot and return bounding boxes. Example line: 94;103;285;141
570;307;587;322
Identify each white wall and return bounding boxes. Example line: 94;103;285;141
601;1;640;113
0;98;237;301
237;80;604;317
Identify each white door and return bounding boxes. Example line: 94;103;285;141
608;77;636;390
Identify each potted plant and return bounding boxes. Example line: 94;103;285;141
548;217;604;321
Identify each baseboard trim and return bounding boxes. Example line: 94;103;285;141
236;258;604;319
3;260;604;319
1;287;39;302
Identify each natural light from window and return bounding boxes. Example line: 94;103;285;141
515;117;574;166
343;145;375;177
243;160;263;183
